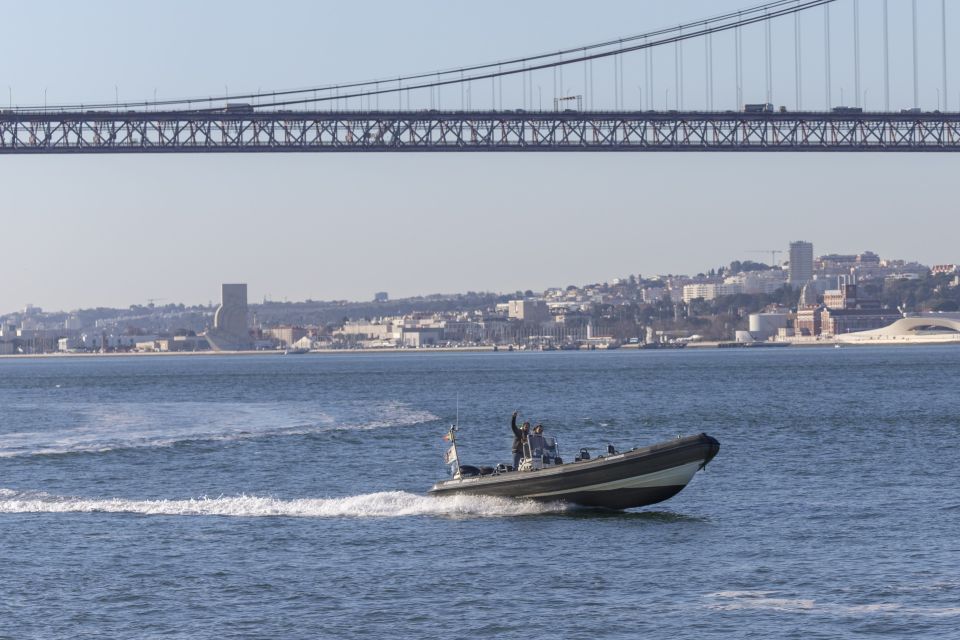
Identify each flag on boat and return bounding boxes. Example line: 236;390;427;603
444;445;458;465
442;433;452;442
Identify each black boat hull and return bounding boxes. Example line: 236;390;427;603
428;433;720;510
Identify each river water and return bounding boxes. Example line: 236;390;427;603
1;347;958;638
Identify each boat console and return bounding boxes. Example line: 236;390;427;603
518;434;563;471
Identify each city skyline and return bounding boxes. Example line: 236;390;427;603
1;236;948;315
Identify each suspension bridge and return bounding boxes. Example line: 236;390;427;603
3;0;959;153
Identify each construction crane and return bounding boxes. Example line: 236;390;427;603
747;250;782;266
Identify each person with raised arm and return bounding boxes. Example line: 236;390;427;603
510;410;530;471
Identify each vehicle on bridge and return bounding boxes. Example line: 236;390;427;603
223;102;254;114
832;106;864;114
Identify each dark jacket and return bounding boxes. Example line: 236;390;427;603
511;414;526;453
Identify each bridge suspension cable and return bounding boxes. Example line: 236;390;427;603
203;0;839;112
17;0;837;113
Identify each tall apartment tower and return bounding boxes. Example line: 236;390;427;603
788;241;814;286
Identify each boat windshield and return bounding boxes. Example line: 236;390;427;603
523;434;560;469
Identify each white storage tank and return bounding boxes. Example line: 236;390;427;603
749;313;789;341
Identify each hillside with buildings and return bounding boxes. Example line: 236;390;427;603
3;242;958;355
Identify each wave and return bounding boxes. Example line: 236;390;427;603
0;489;567;518
0;401;439;458
706;590;960;618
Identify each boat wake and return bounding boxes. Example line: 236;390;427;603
0;401;439;458
0;488;569;519
706;590;960;618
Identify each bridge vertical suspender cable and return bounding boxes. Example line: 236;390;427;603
913;0;920;109
530;63;534;110
674;32;680;109
612;53;618;109
706;31;714;110
640;44;646;110
884;0;890;112
943;0;949;112
765;11;773;103
558;55;563;109
583;53;588;110
824;3;832;110
736;16;743;109
583;60;596;111
621;42;626;109
854;0;861;108
704;34;709;110
707;33;714;111
795;11;802;110
648;41;654;109
613;45;623;111
678;28;684;110
552;62;557;109
499;65;504;111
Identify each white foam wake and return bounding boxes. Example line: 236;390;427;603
706;590;960;618
0;401;439;458
0;489;568;518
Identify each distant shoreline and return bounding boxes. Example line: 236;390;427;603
3;340;958;360
0;346;498;360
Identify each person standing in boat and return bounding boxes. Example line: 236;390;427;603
511;411;529;470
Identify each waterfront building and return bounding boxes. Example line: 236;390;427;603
835;313;960;344
821;308;903;335
338;320;394;340
508;300;549;323
399;327;442;347
820;281;900;336
788;241;814;286
263;325;308;347
79;332;151;351
795;306;823;336
57;336;85;352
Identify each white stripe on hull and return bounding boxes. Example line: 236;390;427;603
526;460;703;498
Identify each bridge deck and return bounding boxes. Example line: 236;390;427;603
3;110;960;153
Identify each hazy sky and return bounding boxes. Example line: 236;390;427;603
2;0;959;311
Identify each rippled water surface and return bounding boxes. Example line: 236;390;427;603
1;348;958;638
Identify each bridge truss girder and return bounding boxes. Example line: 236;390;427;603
2;111;960;153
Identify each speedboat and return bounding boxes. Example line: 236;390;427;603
428;427;719;510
